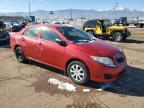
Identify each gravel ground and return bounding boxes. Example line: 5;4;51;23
0;28;144;108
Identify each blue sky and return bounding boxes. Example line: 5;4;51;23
0;0;144;12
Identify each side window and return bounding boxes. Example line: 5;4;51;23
86;21;96;28
41;28;61;42
24;27;39;37
96;21;102;27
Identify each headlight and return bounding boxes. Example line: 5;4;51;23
90;56;116;67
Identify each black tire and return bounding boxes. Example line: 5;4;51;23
87;31;95;36
123;37;127;41
113;32;124;42
15;47;27;63
67;61;90;84
140;24;143;28
103;36;109;40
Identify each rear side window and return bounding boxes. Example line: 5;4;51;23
41;28;61;42
85;21;96;28
24;27;39;37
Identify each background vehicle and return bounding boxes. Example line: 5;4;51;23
0;21;10;44
52;21;71;26
115;17;144;28
18;21;27;29
0;21;5;29
4;21;21;32
4;22;13;31
10;25;126;84
83;19;131;42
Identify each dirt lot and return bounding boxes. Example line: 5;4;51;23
0;28;144;108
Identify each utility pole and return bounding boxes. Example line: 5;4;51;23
70;9;73;20
85;10;87;19
113;0;119;10
29;0;31;16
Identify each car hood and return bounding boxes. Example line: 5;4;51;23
76;40;121;57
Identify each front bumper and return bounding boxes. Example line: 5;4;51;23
87;60;127;82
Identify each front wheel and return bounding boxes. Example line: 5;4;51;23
112;32;124;42
15;47;27;63
67;61;90;84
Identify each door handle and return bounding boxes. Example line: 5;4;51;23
21;37;25;41
38;42;42;46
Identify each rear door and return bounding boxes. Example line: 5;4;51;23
38;27;65;69
21;27;41;59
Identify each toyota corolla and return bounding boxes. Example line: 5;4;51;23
10;24;127;84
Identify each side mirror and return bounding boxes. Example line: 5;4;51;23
55;38;67;47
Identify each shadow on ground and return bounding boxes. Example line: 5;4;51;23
28;60;65;76
97;37;144;44
106;38;144;44
29;60;144;97
85;66;144;97
123;39;144;44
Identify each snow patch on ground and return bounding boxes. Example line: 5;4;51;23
82;89;90;92
58;83;76;92
48;78;61;85
48;78;113;93
48;78;76;92
97;89;103;91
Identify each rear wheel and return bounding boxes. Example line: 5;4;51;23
15;47;27;63
67;61;90;84
113;32;124;42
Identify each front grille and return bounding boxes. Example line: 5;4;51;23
104;74;112;80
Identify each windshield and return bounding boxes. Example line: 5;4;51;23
58;27;96;43
104;20;112;26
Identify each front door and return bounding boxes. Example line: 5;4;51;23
38;27;65;69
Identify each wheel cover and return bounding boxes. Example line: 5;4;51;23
115;33;122;41
70;64;85;81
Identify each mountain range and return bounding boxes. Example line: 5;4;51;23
0;8;144;19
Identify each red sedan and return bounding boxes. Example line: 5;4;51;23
10;24;127;84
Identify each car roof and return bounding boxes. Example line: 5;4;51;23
28;24;70;29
